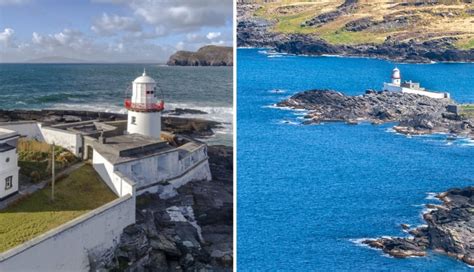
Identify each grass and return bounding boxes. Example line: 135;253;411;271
456;38;474;50
251;1;474;47
0;164;117;253
461;104;474;119
319;30;386;45
17;139;77;182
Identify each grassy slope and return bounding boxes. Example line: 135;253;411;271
461;104;474;118
0;165;117;253
252;0;474;48
18;139;77;182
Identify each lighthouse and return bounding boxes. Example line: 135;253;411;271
391;67;401;86
125;70;164;138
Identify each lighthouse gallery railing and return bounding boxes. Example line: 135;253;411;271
124;99;164;112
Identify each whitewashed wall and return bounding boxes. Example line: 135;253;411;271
114;144;211;193
0;149;19;200
0;194;135;272
93;150;135;197
40;126;81;156
0;122;43;141
0;122;82;156
382;83;449;99
148;160;211;199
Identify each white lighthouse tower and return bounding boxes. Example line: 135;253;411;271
391;67;401;86
125;70;164;138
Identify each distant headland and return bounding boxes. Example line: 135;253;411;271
167;45;233;66
238;1;474;63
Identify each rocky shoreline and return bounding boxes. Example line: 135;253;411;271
91;145;233;271
362;187;474;266
237;4;474;63
0;109;222;139
277;90;474;139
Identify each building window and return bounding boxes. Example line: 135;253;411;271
5;176;12;190
5;157;9;163
131;116;136;125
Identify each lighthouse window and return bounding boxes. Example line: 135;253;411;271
5;176;12;190
131;116;136;125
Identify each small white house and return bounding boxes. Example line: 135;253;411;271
383;67;450;99
0;128;20;201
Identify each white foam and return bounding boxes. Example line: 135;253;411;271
268;89;287;94
425;192;439;201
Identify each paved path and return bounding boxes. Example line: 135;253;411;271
0;162;85;210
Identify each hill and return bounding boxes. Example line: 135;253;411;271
26;56;87;63
167;45;233;66
238;0;474;62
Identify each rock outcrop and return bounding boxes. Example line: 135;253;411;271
277;90;474;138
92;145;233;271
362;187;474;267
0;109;222;139
167;46;233;66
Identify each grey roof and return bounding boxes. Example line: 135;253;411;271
0;128;19;141
93;133;175;164
0;143;15;152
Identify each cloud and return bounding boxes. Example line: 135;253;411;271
93;0;232;36
91;13;141;36
206;32;221;40
0;28;16;47
0;0;30;6
31;29;88;50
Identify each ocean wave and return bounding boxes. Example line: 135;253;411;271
425;192;439;201
268;89;287;94
35;92;91;103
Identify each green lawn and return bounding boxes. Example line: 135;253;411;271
461;104;474;119
0;165;117;253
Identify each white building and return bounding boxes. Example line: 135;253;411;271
0;70;212;270
383;67;450;99
126;69;164;139
93;71;211;198
0;128;20;200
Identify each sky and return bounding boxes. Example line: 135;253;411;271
0;0;233;62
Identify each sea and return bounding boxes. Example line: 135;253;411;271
0;64;233;146
237;49;474;271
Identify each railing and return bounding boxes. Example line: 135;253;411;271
124;99;164;112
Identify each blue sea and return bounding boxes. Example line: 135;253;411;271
237;49;474;271
0;64;233;146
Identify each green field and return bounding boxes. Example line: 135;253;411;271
0;165;117;253
461;104;474;119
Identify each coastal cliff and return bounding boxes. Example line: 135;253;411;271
167;45;233;66
363;187;474;266
92;145;233;271
238;1;474;63
277;90;474;138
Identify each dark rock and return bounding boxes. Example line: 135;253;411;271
363;187;474;267
276;89;474;138
0;109;221;139
302;0;357;28
95;145;233;271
